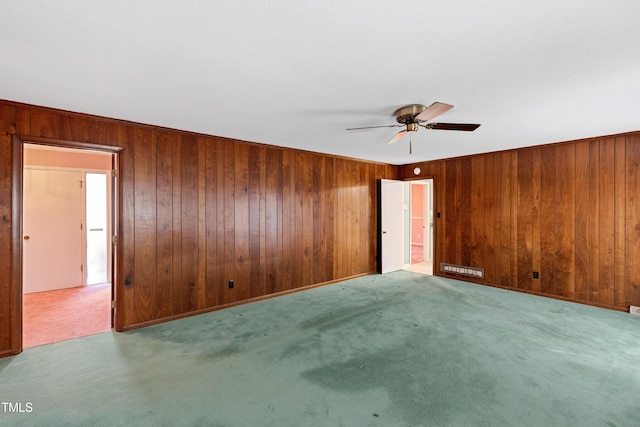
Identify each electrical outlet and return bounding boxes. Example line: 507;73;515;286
630;306;640;316
533;271;539;279
228;280;234;289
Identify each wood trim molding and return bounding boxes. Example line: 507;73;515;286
120;272;375;332
10;134;125;354
10;135;23;354
435;271;629;313
15;135;124;153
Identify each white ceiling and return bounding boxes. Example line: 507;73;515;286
2;1;639;165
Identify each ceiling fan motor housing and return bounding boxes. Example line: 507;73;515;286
393;104;428;125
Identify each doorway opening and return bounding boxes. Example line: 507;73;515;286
86;172;109;285
22;144;115;348
378;178;434;276
404;179;433;275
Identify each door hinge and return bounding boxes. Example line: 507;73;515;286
111;300;116;309
112;169;117;178
112;235;118;246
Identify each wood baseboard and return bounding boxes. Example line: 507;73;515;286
435;273;628;312
121;272;376;332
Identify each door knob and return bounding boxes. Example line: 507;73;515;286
24;235;30;240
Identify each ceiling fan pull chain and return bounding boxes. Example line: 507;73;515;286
409;136;412;155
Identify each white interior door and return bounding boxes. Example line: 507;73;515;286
380;179;404;273
23;168;84;293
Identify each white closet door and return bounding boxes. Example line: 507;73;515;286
23;169;84;293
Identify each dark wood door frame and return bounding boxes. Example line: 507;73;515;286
10;135;124;355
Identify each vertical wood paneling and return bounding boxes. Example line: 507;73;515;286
303;154;315;286
133;128;157;323
588;140;600;302
214;139;226;305
574;141;590;302
531;149;541;293
460;158;472;266
0;101;388;355
197;139;207;309
436;161;447;273
498;152;512;286
155;131;175;318
59;116;89;142
539;146;556;295
554;144;575;298
325;157;336;281
444;160;458;267
222;142;235;303
509;152;519;289
483;154;497;284
345;158;355;275
15;107;30;135
517;149;533;291
117;125;136;328
334;158;346;278
401;131;640;312
471;156;484;268
249;145;264;297
348;162;360;276
281;150;293;291
312;156;326;284
598;138;615;305
358;163;368;273
30;110;60;139
258;148;267;296
356;163;367;270
180;136;200;311
626;135;640;306
205;139;221;307
170;135;184;313
613;137;626;307
234;144;250;301
293;152;305;288
265;148;282;294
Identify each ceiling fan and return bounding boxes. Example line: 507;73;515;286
346;102;480;151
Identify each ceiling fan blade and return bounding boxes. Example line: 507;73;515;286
346;124;402;131
386;130;408;144
415;102;453;122
426;122;481;131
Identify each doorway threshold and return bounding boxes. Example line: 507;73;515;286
404;261;433;275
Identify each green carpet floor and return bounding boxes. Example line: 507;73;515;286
1;271;639;426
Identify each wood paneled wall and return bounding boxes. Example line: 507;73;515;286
401;132;640;311
0;100;397;356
